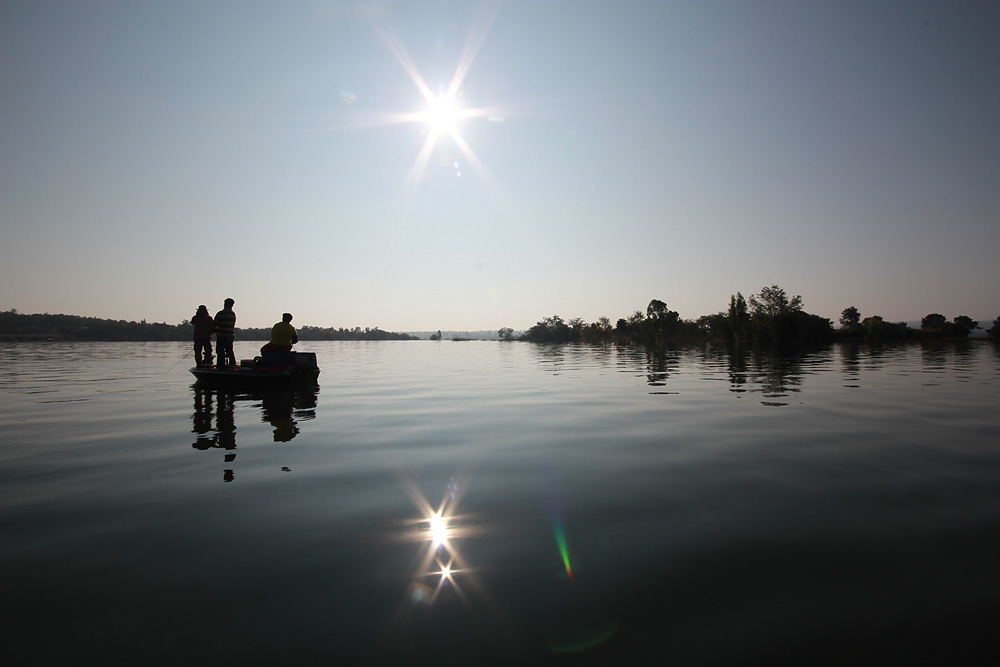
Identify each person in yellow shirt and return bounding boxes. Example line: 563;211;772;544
260;313;298;354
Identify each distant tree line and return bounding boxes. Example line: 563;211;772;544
0;310;416;342
836;308;985;341
508;285;993;346
244;325;417;341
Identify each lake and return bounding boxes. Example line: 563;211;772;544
3;340;999;664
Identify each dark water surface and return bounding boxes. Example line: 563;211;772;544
3;340;999;664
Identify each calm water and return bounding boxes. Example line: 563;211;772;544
3;340;999;664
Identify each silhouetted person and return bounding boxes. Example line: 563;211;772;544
191;305;215;367
214;298;237;368
260;312;298;354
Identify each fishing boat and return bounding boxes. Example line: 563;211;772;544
190;351;320;386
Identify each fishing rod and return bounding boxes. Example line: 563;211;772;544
165;348;194;374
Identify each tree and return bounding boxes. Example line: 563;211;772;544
698;313;731;341
641;299;680;343
523;315;571;343
615;317;631;342
952;316;978;337
988;317;1000;340
921;313;947;330
862;315;883;334
581;317;614;344
840;306;860;328
748;285;802;319
498;327;514;342
646;299;669;320
746;285;805;343
727;293;749;342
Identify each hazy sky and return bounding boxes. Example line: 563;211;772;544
2;0;998;330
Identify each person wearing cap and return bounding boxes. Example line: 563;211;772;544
214;298;237;368
191;305;215;367
260;313;298;354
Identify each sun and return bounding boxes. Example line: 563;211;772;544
421;93;463;138
357;5;506;190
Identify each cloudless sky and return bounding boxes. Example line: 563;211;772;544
2;0;998;330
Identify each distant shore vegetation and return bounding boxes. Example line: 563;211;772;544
506;285;997;346
4;285;997;345
0;310;417;342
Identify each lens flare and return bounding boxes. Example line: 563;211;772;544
553;521;573;580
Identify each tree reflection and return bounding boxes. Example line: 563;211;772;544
746;348;807;406
611;344;679;391
726;345;749;394
839;340;862;388
190;385;318;481
722;345;832;406
641;346;679;388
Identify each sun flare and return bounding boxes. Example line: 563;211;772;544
361;6;506;190
422;94;463;137
428;512;450;547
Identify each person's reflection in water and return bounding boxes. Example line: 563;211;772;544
190;385;318;479
215;391;237;481
191;388;214;448
190;388;238;482
261;391;299;442
263;386;318;444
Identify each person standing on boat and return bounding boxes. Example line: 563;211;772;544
260;313;298;354
191;305;215;367
214;298;237;368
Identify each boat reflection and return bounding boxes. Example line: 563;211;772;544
190;385;318;481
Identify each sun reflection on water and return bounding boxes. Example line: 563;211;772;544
397;475;475;607
381;471;613;658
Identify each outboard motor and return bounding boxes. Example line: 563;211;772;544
293;352;318;369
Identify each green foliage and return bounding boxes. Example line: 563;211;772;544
522;315;573;343
748;285;802;320
698;313;731;342
863;315;885;339
859;316;912;340
914;314;978;338
498;327;514;342
840;306;860;328
520;301;698;345
743;285;825;345
579;317;614;344
293;325;417;341
727;293;749;343
988;317;1000;340
0;311;416;341
921;313;947;330
603;301;697;345
0;311;189;341
952;316;978;337
639;299;682;344
518;288;834;348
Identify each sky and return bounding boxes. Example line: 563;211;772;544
2;0;998;331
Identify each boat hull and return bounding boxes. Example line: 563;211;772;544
189;366;320;387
